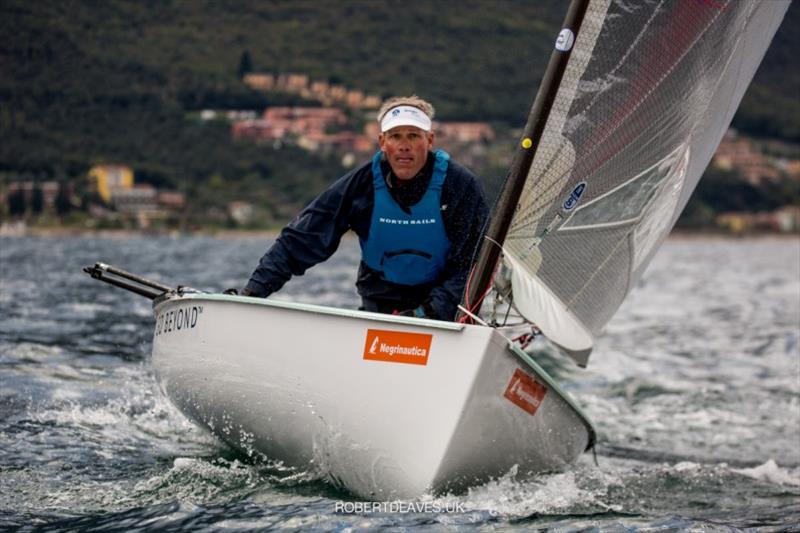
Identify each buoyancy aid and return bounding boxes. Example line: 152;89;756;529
360;150;452;286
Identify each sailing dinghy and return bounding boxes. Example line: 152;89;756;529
85;0;787;500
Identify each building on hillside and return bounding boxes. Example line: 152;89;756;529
716;207;800;234
263;106;348;132
243;73;275;91
228;201;257;226
329;85;348;101
245;72;310;94
232;107;349;143
309;81;331;99
284;74;309;91
244;70;382;110
200;110;258;122
230;106;496;165
779;159;800;179
363;121;380;139
86;165;185;227
774;206;800;232
111;185;160;214
4;181;62;212
231;119;286;142
110;185;187;228
157;191;186;210
362;95;382;109
713;130;781;185
112;186;159;229
89;165;134;204
226;110;258;121
716;212;751;234
298;131;373;155
435;122;495;144
345;90;365;108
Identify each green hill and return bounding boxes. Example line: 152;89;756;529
1;1;798;225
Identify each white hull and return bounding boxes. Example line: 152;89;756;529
152;294;594;499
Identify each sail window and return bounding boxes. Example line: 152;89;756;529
560;147;685;230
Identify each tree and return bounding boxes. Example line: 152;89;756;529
31;184;44;214
238;50;253;79
56;182;72;215
8;188;26;217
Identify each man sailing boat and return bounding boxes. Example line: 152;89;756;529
239;96;489;321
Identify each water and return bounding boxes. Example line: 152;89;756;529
1;234;798;531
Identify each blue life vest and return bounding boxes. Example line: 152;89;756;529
360;150;452;286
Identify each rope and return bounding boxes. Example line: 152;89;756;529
458;236;506;324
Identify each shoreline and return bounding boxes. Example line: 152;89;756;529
667;229;800;240
2;224;798;241
0;225;281;239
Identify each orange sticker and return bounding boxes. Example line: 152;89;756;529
363;329;432;366
504;368;548;416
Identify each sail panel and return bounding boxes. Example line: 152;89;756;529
505;0;788;363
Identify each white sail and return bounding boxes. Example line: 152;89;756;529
504;0;789;365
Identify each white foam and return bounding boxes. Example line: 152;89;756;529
733;459;800;487
132;457;257;503
434;465;619;518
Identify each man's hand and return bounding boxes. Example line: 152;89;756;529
223;287;256;296
394;306;423;318
393;303;434;319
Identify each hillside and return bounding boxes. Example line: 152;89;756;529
1;1;798;226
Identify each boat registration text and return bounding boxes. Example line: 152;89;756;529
154;305;203;337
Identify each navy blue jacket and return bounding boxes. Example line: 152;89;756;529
244;152;489;320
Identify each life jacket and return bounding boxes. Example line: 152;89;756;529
360;150;452;286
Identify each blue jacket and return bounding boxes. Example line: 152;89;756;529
244;151;489;320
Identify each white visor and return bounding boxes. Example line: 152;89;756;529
380;105;432;133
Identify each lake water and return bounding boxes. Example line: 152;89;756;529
1;235;798;531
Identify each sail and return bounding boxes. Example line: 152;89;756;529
504;0;788;365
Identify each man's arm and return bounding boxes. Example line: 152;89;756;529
425;164;489;320
244;170;364;297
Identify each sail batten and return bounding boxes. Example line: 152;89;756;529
502;0;788;365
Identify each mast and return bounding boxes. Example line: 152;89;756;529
459;0;591;322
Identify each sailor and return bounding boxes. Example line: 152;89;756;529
239;95;489;321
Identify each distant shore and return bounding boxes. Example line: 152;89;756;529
667;229;800;240
2;222;798;241
0;223;281;239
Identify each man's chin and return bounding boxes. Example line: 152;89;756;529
391;165;419;181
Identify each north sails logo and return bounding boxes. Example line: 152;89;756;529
379;217;437;225
562;181;586;212
392;107;421;118
363;329;432;366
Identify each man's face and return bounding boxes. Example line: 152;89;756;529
378;126;434;181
